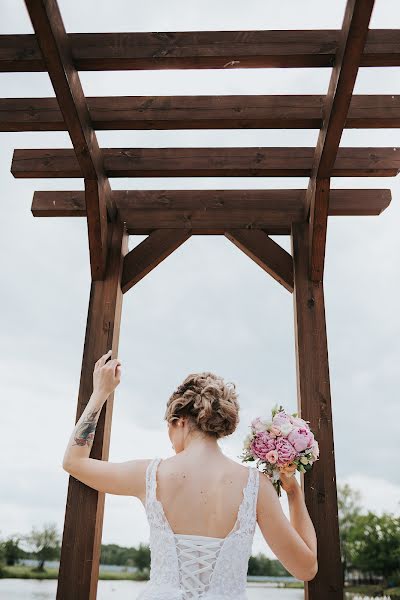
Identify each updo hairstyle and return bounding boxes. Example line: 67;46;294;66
164;372;240;439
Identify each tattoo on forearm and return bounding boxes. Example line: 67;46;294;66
72;407;101;447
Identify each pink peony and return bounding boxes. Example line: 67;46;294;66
251;431;276;460
265;450;279;464
287;426;315;453
289;415;309;428
269;425;282;437
275;437;297;466
272;411;292;428
251;416;271;432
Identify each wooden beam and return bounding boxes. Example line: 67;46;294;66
346;95;400;128
325;188;391;214
31;189;391;234
306;0;376;283
57;217;128;600
11;147;400;178
291;220;343;599
121;229;192;293
308;176;331;281
24;0;116;280
1;30;399;72
32;189;306;232
225;229;294;292
313;2;377;179
3;94;400;131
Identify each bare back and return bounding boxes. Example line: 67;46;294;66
138;451;318;583
141;453;253;538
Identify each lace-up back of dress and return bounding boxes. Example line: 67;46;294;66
141;457;260;600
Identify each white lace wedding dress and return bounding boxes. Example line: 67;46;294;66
137;456;260;600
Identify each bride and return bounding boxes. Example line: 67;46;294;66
62;350;318;599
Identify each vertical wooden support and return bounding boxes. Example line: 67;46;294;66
291;221;343;600
57;216;128;600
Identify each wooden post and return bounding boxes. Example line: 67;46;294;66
291;221;343;600
57;216;128;600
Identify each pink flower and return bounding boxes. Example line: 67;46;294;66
275;437;297;466
251;431;276;460
287;426;315;453
251;416;271;432
265;450;278;464
272;411;292;428
269;425;282;437
289;415;309;428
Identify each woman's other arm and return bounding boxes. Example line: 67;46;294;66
256;474;318;582
286;480;317;561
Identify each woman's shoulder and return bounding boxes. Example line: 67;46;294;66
159;454;252;479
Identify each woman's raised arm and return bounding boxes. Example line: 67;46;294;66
61;350;150;498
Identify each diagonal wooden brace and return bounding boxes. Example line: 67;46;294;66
121;229;192;294
224;229;294;292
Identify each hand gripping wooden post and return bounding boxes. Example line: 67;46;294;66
57;217;128;599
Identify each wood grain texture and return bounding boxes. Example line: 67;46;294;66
24;0;115;280
225;229;294;292
121;229;192;293
308;178;331;285
307;0;376;283
32;189;392;219
3;94;400;131
31;189;391;234
1;29;399;71
291;221;343;599
11;146;400;178
57;217;128;600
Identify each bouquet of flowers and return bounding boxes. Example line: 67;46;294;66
240;404;319;497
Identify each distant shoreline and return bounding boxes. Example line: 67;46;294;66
2;565;400;597
2;565;302;585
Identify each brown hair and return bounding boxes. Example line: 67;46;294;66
164;372;240;439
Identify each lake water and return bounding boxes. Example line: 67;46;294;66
0;579;306;599
0;579;370;599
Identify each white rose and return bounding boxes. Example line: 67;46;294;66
300;456;308;465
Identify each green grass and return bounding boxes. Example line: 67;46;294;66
1;565;59;580
282;581;305;588
0;564;148;581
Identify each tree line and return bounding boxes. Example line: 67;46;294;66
0;483;399;583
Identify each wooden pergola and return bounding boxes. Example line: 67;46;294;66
2;1;398;598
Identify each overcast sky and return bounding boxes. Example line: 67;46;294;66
1;0;399;559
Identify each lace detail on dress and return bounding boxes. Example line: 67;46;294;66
137;457;260;600
143;457;181;591
206;464;260;598
174;534;224;598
